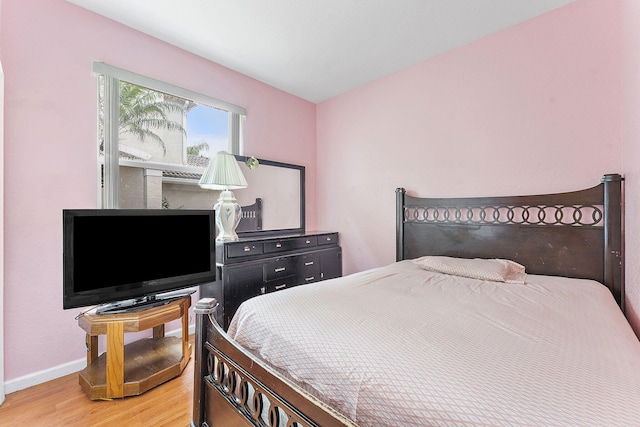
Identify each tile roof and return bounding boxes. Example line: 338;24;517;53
163;170;202;180
107;150;210;181
163;154;209;180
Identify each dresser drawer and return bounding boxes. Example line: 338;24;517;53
264;236;318;254
296;236;318;249
297;254;321;284
317;233;338;246
263;240;296;253
226;242;264;258
264;257;295;281
297;253;319;272
299;271;320;284
264;276;296;293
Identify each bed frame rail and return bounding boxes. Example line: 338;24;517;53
192;298;356;427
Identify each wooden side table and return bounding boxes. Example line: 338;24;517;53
77;296;191;400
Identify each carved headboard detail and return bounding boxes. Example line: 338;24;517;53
237;198;263;232
396;174;624;309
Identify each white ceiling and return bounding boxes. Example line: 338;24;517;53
67;0;574;103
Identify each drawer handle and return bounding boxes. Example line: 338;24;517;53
304;261;314;266
274;267;286;273
276;243;282;248
243;246;251;252
305;240;311;244
305;276;315;281
260;286;266;294
275;284;287;290
326;237;332;241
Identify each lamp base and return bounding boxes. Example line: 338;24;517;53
214;189;242;241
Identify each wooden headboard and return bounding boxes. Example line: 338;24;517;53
237;198;263;232
396;174;624;310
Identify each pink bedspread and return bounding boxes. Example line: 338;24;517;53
228;260;640;427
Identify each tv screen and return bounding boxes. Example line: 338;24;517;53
63;209;216;312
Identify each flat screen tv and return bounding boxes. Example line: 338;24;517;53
63;209;216;313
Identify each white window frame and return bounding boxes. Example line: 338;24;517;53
93;61;246;208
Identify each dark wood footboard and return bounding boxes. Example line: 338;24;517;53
191;298;356;427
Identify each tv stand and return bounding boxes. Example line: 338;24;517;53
77;296;191;400
95;289;196;314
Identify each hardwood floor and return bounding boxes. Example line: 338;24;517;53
0;335;195;426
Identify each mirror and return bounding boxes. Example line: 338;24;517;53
233;155;305;237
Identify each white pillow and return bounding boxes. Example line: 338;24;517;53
412;256;526;284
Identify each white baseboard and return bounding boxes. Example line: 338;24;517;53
4;358;86;394
4;324;196;395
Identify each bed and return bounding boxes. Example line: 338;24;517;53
191;173;640;427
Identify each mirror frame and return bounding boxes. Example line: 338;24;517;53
234;155;306;238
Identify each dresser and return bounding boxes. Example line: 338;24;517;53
201;231;342;329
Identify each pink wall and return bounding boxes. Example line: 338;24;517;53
317;0;639;334
0;0;316;382
622;0;640;335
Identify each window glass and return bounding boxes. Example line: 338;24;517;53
187;104;229;157
96;66;245;210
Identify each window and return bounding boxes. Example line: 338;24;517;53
94;62;247;209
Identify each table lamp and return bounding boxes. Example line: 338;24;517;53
198;151;248;241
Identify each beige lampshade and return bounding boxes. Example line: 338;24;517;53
198;151;248;190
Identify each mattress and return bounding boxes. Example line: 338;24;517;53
227;260;640;427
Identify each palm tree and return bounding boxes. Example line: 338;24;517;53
118;82;187;153
187;140;210;156
99;80;188;154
